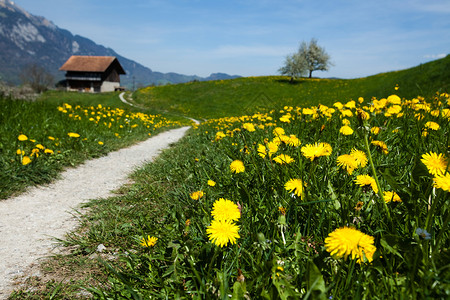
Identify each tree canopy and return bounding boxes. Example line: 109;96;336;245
279;39;332;80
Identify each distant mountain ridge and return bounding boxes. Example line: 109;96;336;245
0;0;240;88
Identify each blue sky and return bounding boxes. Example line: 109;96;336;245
14;0;450;78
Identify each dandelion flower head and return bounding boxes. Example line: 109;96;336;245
337;154;359;175
421;152;448;176
273;127;285;137
68;132;80;138
325;227;376;264
339;125;354;135
301;142;332;161
18;134;28;141
211;198;241;221
350;149;368;168
383;191;402;203
22;156;32;165
286;135;301;147
273;154;295;165
207;219;240;247
190;191;204;200
242;123;256;132
140;235;158;247
284;178;304;199
354;175;379;193
371;140;389;154
433;173;450;192
230;160;245;173
207;180;216;186
425;121;440;131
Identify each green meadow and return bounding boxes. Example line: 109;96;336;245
133;54;450;119
4;56;450;299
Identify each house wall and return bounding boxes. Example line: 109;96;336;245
100;81;121;92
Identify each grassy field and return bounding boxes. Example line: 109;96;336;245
133;55;450;119
0;92;192;199
7;57;450;299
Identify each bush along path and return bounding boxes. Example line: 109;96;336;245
0;126;190;299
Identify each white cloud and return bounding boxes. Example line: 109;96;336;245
424;53;447;59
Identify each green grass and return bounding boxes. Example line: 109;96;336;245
133;55;450;119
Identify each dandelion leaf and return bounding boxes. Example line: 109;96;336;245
306;260;327;300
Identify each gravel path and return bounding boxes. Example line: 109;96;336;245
0;126;190;298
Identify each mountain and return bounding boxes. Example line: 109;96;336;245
0;0;240;88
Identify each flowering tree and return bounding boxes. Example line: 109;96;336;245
279;38;332;80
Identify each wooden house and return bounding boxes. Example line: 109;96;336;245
59;56;126;92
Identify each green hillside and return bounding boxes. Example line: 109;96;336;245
133;55;450;119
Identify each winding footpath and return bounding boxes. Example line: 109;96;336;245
0;126;190;298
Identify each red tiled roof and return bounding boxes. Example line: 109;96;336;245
59;56;125;74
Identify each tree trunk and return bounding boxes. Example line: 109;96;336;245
309;70;313;78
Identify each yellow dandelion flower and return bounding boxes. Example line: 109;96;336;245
48;136;55;141
215;131;226;141
211;198;241;221
350;149;368;168
433;173;450;192
68;132;80;138
370;127;380;135
325;227;376;264
344;100;356;109
279;114;291;123
278;206;286;215
273;127;285;137
357;108;370;121
301;142;332;161
341;118;351;125
267;142;279;156
383;191;402;203
140;235;158;247
337;154;358;175
230;160;245;173
387;94;401;105
303;107;316;115
284;179;304;199
421;152;448;176
190;191;204;200
18;134;28;141
242;123;256;132
354;201;364;211
286;135;301;147
354;175;379;193
424;121;440;131
340;109;353;117
16;149;24;155
273;154;295;164
257;144;267;158
44;149;54;154
206;219;240;247
339;125;354;135
22;156;32;165
371;140;389;154
208;180;216;186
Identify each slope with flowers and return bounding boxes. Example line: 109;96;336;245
18;89;449;299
